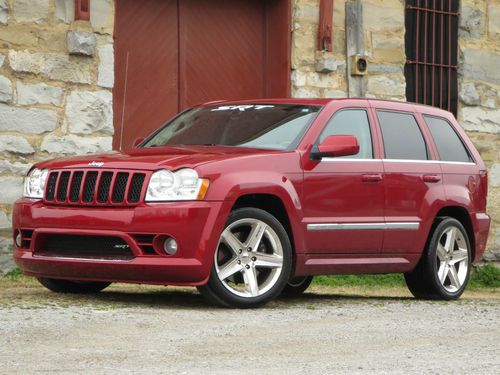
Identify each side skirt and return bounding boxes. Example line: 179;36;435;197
293;253;421;276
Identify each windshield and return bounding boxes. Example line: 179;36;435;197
142;104;321;150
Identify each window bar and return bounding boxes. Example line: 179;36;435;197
447;0;452;112
415;0;420;104
431;0;436;107
439;0;444;109
423;0;428;105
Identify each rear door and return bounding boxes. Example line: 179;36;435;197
372;103;444;255
302;101;385;254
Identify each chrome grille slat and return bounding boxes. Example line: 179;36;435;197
43;169;147;206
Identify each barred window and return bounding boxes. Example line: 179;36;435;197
404;0;460;115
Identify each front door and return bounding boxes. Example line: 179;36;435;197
302;105;385;254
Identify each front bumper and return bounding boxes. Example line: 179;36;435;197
12;199;229;285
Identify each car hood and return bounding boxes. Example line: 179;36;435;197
35;145;285;171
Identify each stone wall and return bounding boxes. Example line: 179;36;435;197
291;0;407;100
292;0;500;260
0;0;115;274
458;0;500;260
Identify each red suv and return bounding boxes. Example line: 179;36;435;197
13;99;490;308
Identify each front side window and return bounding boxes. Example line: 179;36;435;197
424;116;472;163
319;109;373;159
377;110;428;160
142;104;320;151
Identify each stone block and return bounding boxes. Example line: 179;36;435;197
294;87;321;98
488;4;500;36
459;82;480;106
0;176;24;203
98;44;114;88
459;7;484;38
55;0;74;23
460;48;500;85
324;89;347;98
371;32;405;64
91;0;114;34
0;135;35;155
66;90;113;135
0;104;57;134
0;211;10;228
0;52;4;67
67;31;97;56
0;75;12;103
291;70;307;87
316;57;343;73
9;50;93;84
294;3;319;24
16;82;63;106
367;75;406;98
0;237;15;275
364;2;404;31
41;134;112;155
12;0;49;24
459;107;500;134
0;160;30;175
490;164;500;188
0;0;7;25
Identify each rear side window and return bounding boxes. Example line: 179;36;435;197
320;109;373;159
377;110;428;160
424;116;472;163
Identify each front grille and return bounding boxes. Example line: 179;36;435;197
36;234;134;260
44;169;147;206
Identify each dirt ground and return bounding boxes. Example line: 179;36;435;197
0;279;499;374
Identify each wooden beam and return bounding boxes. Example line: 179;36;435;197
317;0;334;51
345;0;366;97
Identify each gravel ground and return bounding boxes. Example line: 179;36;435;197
0;283;499;374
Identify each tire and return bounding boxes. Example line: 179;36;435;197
37;278;111;294
198;207;292;308
404;217;471;300
282;276;313;296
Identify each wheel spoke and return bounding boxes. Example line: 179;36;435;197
245;221;267;251
254;252;283;269
450;248;468;265
217;257;242;281
437;244;447;261
447;265;461;289
438;262;448;284
243;266;259;296
444;228;457;253
221;229;244;256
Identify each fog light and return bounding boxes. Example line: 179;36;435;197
14;231;22;247
163;237;178;255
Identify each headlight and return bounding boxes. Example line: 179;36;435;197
23;168;49;199
145;168;209;201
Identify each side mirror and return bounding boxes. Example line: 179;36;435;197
311;135;360;160
133;137;145;148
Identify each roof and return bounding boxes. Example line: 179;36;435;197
197;97;454;117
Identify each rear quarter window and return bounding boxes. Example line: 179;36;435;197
423;116;473;163
376;110;428;160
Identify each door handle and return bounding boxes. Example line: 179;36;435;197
361;174;383;182
423;174;441;183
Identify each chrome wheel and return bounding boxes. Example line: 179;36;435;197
436;226;469;293
214;218;284;298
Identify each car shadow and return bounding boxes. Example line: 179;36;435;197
58;287;415;310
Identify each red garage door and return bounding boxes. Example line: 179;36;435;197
114;0;291;149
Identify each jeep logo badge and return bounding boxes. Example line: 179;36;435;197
88;161;104;167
